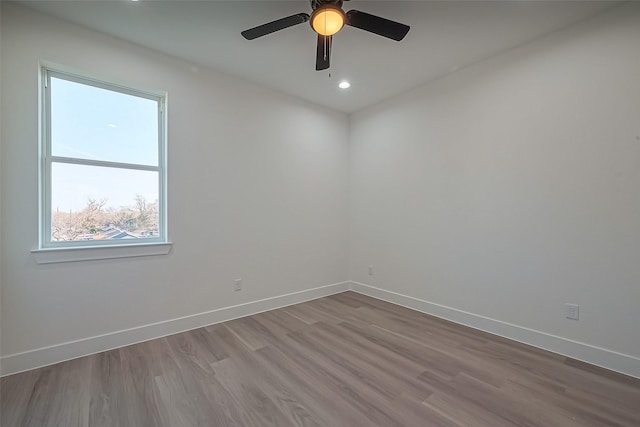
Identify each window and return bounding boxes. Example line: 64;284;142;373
39;67;167;253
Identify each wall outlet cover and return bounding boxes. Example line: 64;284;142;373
565;303;580;320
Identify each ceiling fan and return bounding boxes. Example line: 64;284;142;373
241;0;410;71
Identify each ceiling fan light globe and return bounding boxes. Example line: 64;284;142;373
311;7;345;36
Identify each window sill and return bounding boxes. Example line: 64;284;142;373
32;242;172;264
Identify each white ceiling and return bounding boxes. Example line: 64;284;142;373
18;0;620;113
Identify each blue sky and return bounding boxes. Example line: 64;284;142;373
50;77;160;212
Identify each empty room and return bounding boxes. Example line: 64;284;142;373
1;0;639;426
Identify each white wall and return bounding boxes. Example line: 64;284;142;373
350;3;640;375
0;3;349;374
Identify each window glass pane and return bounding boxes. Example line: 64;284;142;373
51;163;159;242
50;76;159;166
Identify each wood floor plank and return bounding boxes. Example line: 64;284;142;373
39;357;92;427
309;322;434;400
424;391;513;427
223;316;273;351
252;308;311;337
154;364;238;427
0;368;38;427
273;332;404;427
315;321;429;378
165;328;220;376
19;365;65;427
339;320;463;379
2;291;639;426
88;349;124;427
286;328;399;401
255;347;359;426
117;342;168;426
392;393;465;427
219;354;328;427
211;356;313;427
280;301;339;325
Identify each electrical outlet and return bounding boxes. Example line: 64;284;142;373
234;279;242;292
368;265;374;276
565;303;579;320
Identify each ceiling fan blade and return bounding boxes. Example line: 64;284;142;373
316;34;332;71
241;13;310;40
345;10;410;41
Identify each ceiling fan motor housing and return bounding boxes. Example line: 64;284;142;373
311;0;344;11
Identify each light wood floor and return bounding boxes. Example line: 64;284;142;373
2;291;640;426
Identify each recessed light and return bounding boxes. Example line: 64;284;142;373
338;81;351;89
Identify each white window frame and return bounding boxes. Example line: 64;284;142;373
34;66;170;262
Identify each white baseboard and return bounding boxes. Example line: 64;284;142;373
4;280;638;380
0;281;350;377
349;281;640;379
